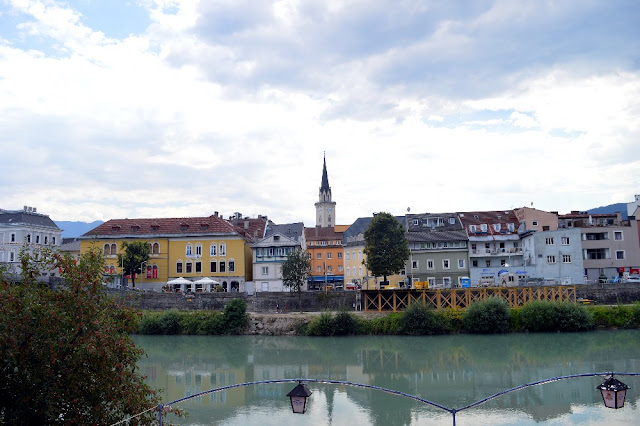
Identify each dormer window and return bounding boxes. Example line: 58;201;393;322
449;217;456;224
480;224;488;232
151;224;159;231
112;225;120;232
180;224;189;231
469;225;476;232
413;219;419;225
274;235;280;241
494;224;501;232
131;225;140;231
200;223;209;230
508;223;515;232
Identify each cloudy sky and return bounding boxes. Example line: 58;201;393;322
1;0;639;226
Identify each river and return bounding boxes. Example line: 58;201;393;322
134;330;640;425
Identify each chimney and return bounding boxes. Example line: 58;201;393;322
244;220;249;229
214;211;218;217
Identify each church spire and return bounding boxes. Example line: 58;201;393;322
315;154;336;227
320;153;330;192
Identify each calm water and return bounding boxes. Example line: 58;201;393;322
134;331;640;425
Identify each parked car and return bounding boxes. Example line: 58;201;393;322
626;276;640;283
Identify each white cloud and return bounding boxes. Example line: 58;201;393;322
1;0;639;226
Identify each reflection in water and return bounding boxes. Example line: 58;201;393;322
134;331;640;425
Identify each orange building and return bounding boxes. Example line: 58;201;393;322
305;226;344;290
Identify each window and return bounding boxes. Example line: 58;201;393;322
152;242;160;254
412;260;418;269
480;224;488;232
327;252;332;259
186;262;193;273
545;237;554;245
195;262;202;273
10;233;16;242
346;268;350;277
219;243;226;256
262;266;269;275
27;234;31;243
44;236;48;244
317;266;322;272
561;237;570;245
614;231;623;241
111;243;117;254
485;260;491;267
585;248;609;260
219;261;226;273
346;252;350;260
542;226;550;231
327;266;332;272
443;277;451;286
472;260;478;267
52;237;56;245
358;251;362;260
562;255;572;263
500;259;506;266
195;244;202;256
104;244;111;255
186;244;193;256
469;225;476;232
426;260;434;270
228;261;235;272
338;265;343;272
532;221;538;226
616;251;625;260
427;277;436;286
358;266;363;276
338;252;342;259
317;253;322;259
493;224;501;232
449;217;456;224
547;255;556;264
176;261;183;274
9;252;15;262
413;219;419;225
210;244;217;256
210;261;217;273
508;223;515;232
443;259;450;269
458;259;465;269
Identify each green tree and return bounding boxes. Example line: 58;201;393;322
363;212;409;284
281;248;312;311
118;241;151;287
0;246;178;424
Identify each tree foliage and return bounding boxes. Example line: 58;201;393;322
0;246;167;425
281;248;312;311
363;212;409;282
117;241;151;287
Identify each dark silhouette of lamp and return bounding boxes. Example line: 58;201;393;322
597;375;630;409
287;382;312;414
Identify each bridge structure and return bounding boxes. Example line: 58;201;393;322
362;285;577;312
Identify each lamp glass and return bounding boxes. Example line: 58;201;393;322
290;396;307;414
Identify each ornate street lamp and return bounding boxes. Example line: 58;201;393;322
597;375;630;409
287;382;312;414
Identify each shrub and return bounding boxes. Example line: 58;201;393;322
521;301;593;332
159;310;182;334
441;308;463;333
400;303;447;335
203;311;225;335
223;299;249;333
591;305;635;328
333;310;359;335
462;297;510;334
180;311;210;335
138;312;163;334
363;313;402;335
306;312;335;336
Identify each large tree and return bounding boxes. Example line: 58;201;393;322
281;248;312;311
117;241;151;287
0;246;180;424
363;212;410;284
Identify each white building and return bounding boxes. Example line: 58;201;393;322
0;206;62;281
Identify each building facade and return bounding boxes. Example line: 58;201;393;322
252;222;305;292
514;206;559;232
406;213;469;288
305;226;345;290
520;228;585;285
458;210;523;286
80;213;267;292
0;206;62;280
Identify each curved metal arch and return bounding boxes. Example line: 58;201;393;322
157;372;640;426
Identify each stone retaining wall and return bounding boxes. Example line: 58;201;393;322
115;283;640;312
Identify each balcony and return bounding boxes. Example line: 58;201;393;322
470;248;523;257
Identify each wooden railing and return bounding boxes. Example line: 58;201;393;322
362;285;577;312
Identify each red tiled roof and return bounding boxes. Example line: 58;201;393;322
305;226;344;240
81;215;241;238
227;217;270;241
457;210;520;236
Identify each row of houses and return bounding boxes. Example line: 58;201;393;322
2;159;640;291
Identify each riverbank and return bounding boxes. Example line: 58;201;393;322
248;311;386;335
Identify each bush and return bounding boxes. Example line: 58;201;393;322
441;308;463;333
159;310;182;334
462;297;510;334
520;301;593;332
203;311;225;335
400;303;449;335
591;305;636;328
306;312;335;336
223;299;249;333
333;310;359;335
180;311;211;335
362;313;402;335
138;312;162;334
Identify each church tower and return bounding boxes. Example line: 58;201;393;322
315;155;336;227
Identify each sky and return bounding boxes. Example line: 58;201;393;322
1;0;639;226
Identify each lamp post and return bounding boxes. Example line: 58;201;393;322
286;382;312;414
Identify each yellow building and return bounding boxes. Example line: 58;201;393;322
79;213;267;292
